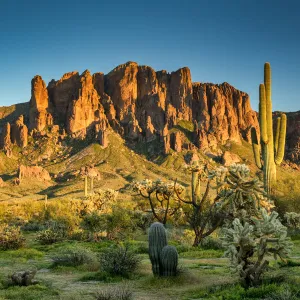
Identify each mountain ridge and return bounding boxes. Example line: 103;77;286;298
0;61;299;166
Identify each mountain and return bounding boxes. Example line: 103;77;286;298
0;61;259;154
0;61;299;203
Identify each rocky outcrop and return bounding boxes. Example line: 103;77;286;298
29;75;53;131
95;118;109;148
18;165;51;181
48;70;108;138
170;67;193;121
161;125;170;154
1;61;262;158
222;151;241;166
145;116;155;142
171;131;182;152
192;82;259;149
11;115;28;148
105;62;139;124
279;111;300;164
0;122;11;149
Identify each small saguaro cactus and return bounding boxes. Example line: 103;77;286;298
84;175;88;197
160;245;178;276
251;62;287;195
148;222;167;276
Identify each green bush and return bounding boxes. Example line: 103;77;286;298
36;217;75;244
0;224;25;250
95;284;133;300
199;236;224;250
45;217;75;237
99;245;141;278
22;220;44;232
36;229;63;245
50;246;97;267
81;212;104;234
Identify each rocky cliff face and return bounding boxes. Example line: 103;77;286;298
192;82;258;149
0;61;261;156
30;75;53;131
278;111;300;165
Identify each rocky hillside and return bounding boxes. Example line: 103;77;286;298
0;61;300;203
0;61;260;157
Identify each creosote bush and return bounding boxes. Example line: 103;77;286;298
50;246;97;267
36;217;75;244
36;229;64;245
0;224;25;250
99;244;141;278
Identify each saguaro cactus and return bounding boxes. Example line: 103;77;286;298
251;63;287;195
160;245;178;276
84;175;88;197
191;161;201;203
148;222;167;275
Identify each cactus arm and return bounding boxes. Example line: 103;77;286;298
274;116;281;155
251;127;262;169
275;113;287;165
264;63;272;106
259;84;268;144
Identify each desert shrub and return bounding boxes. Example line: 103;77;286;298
69;229;89;241
36;229;63;244
81;211;104;234
45;215;77;235
130;210;154;233
99;245;141;278
22;220;44;232
199;236;224;250
95;284;133;300
36;216;77;244
50;246;97;267
103;207;137;240
0;224;25;250
125;240;148;254
81;208;138;241
193;282;300;300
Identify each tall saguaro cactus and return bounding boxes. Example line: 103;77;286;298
251;62;287;195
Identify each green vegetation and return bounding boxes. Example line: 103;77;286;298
0;62;299;298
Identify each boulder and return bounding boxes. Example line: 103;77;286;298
18;165;51;182
11;115;28;148
222;151;241;166
11;270;37;286
0;122;11;149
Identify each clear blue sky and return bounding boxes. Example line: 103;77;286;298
0;0;299;112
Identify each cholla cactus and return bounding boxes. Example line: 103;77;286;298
222;209;293;287
72;189;118;216
132;179;185;224
210;164;274;219
284;212;300;230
